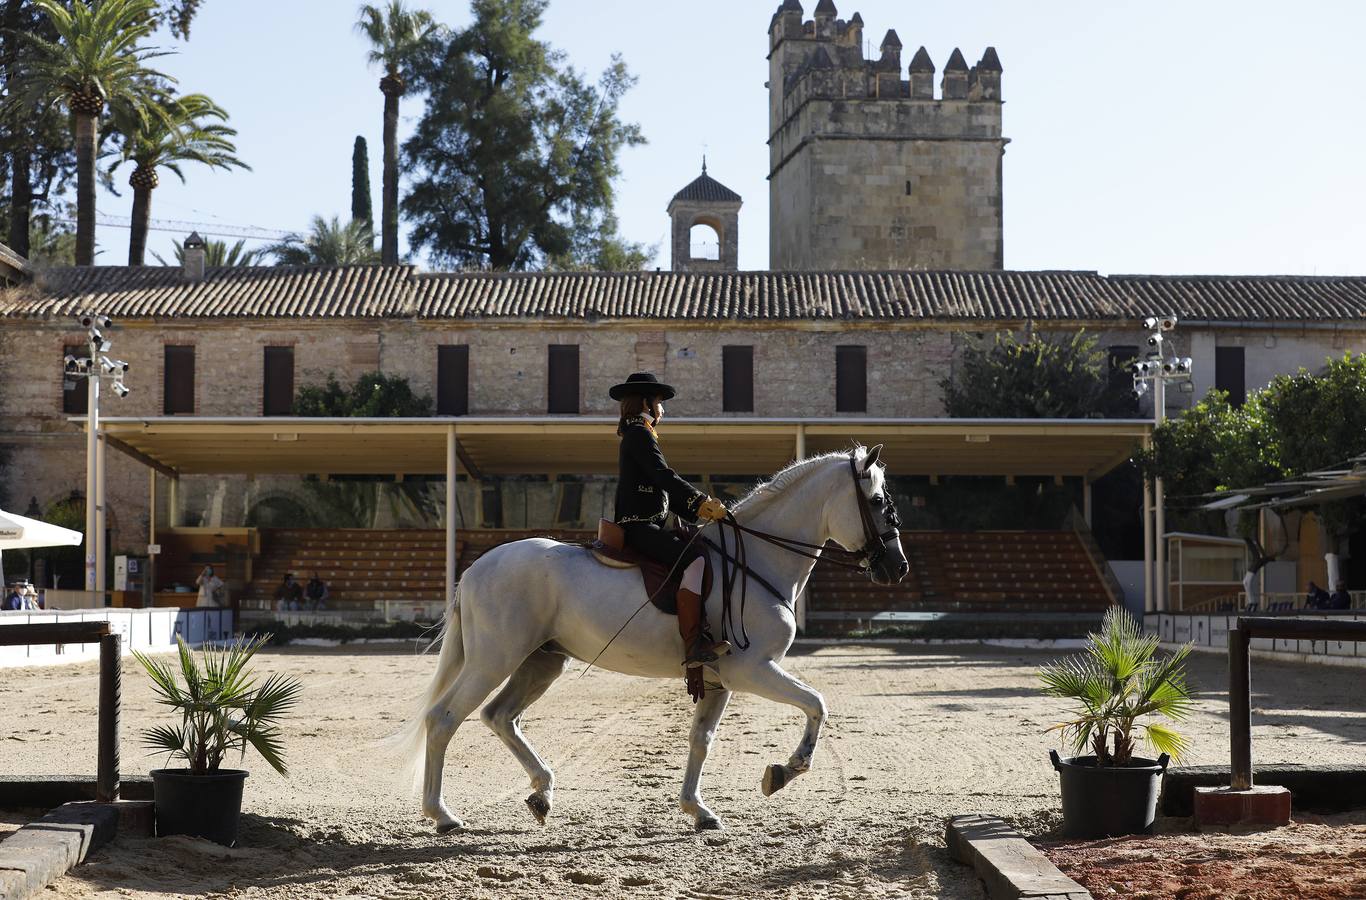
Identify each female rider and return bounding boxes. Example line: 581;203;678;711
610;372;729;666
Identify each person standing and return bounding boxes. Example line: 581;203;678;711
195;565;224;608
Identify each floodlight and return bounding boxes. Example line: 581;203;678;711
1143;317;1159;330
1146;334;1163;348
1160;316;1178;332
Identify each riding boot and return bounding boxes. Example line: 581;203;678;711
677;588;730;666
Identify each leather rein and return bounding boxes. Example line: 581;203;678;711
706;452;903;651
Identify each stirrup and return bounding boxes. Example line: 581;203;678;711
684;638;731;667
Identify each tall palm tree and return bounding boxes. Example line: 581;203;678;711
268;215;380;266
115;93;249;265
13;0;173;265
357;1;436;265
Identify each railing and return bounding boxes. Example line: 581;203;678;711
1186;590;1366;614
239;598;445;627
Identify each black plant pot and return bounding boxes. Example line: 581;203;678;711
1050;750;1170;838
151;768;248;846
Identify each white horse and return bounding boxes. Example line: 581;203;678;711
393;445;908;832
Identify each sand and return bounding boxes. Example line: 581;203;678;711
2;642;1364;898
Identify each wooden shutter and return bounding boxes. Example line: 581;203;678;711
1215;346;1246;407
547;345;579;414
722;345;754;412
62;344;88;414
163;345;195;414
263;346;295;416
835;345;867;413
437;345;469;416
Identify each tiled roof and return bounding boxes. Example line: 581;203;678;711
3;265;1366;324
671;172;742;205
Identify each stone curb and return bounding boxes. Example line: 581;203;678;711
0;776;153;810
947;814;1092;900
0;802;118;900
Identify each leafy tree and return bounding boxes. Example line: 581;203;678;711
268;215;379;265
350;135;372;231
357;0;437;265
547;211;652;271
114;92;247;264
402;0;644;270
942;330;1138;419
294;372;430;417
152;235;264;266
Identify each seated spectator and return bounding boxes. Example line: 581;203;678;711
1329;583;1352;610
305;574;330;610
1305;581;1331;609
20;584;40;610
275;573;304;611
2;585;24;611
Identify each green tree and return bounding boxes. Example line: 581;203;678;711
402;0;644;270
268;215;379;265
114;92;248;265
357;0;437;265
294;372;430;417
153;235;265;266
10;0;175;265
350;135;373;231
942;330;1138;419
547;211;652;271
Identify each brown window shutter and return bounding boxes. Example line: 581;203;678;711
722;345;754;412
163;345;195;414
263;346;295;416
437;345;469;416
835;345;867;413
63;344;88;414
547;345;579;414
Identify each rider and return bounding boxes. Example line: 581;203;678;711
610;372;730;666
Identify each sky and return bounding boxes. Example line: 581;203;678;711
86;0;1366;275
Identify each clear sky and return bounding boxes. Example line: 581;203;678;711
88;0;1366;275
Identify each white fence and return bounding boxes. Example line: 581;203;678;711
0;607;235;667
1146;611;1366;668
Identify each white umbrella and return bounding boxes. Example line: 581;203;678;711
0;508;83;592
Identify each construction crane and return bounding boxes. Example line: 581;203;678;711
53;212;296;243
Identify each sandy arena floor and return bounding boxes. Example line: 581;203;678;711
2;642;1365;899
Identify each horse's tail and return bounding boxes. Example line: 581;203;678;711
386;580;465;793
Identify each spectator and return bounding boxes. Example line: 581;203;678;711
305;573;330;611
1306;581;1331;610
20;584;40;610
275;573;303;611
196;565;225;608
2;585;24;611
1329;583;1352;611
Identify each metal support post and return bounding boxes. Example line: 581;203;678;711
85;371;99;591
1229;625;1252;790
95;431;107;603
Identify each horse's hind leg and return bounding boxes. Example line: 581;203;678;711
480;647;570;825
727;660;827;797
679;688;731;831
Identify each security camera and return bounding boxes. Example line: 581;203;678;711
1162;360;1177;374
1146;334;1163;348
64;354;78;370
1160;316;1178;332
79;315;94;328
1130;388;1146;401
1143;317;1159;330
97;315;112;329
1180;357;1193;373
111;382;130;398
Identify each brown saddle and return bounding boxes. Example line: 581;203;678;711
589;519;712;616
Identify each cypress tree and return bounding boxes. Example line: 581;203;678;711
351;135;373;231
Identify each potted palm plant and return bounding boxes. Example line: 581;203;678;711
133;634;301;846
1038;607;1194;838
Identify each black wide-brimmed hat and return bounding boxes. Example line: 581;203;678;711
609;372;676;401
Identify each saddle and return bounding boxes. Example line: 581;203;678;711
589;519;712;615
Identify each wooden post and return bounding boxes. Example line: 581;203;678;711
97;632;121;802
1229;624;1252;790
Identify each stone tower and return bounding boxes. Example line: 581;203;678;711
767;1;1006;271
668;162;742;272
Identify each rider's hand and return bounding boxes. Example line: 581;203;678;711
698;497;728;522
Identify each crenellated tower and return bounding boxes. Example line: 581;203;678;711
767;1;1007;271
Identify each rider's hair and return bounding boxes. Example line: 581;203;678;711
617;394;651;436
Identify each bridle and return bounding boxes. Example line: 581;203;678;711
708;450;904;650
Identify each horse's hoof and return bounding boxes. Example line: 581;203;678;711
696;816;723;832
762;764;788;797
434;817;464;834
525;792;551;825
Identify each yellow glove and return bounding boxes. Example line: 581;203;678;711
698;497;728;522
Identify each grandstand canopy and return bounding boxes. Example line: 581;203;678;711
87;416;1150;481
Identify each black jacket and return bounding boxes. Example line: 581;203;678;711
614;417;705;525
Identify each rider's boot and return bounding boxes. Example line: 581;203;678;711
677;588;730;665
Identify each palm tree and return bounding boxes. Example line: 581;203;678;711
153;236;266;267
268;215;380;266
116;93;249;265
357;1;437;265
12;0;173;265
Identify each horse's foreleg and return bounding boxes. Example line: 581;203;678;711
729;661;827;797
679;688;731;831
480;647;570;825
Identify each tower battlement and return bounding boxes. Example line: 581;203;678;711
767;1;1007;272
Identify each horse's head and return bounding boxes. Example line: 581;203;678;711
826;445;909;586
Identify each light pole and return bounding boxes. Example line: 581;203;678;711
1131;315;1193;612
65;315;129;597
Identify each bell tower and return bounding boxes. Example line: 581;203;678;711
668;161;742;272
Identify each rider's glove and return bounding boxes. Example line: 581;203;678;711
698;497;728;522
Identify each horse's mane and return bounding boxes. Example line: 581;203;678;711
730;445;884;517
